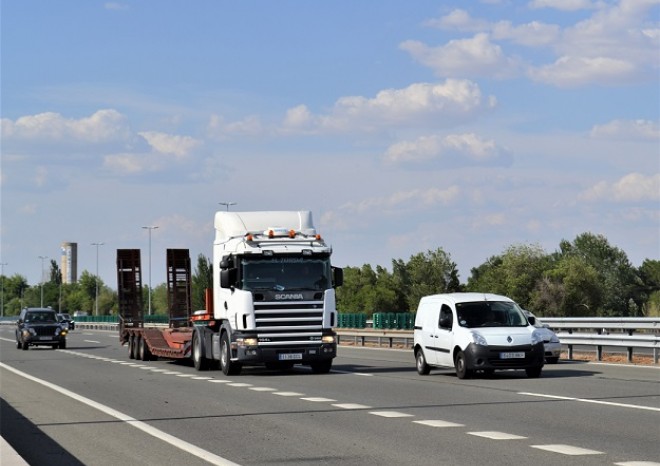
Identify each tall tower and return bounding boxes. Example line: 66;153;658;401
61;242;78;284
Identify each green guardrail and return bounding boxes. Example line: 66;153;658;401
337;312;415;329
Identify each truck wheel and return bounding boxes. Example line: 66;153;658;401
415;349;431;375
193;331;209;371
454;350;472;379
220;333;241;376
310;360;332;374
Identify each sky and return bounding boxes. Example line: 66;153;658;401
1;0;659;291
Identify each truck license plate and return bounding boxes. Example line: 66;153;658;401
279;353;303;361
500;352;525;359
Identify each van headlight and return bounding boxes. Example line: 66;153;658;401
531;330;543;346
469;331;488;346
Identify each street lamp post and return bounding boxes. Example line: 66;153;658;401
219;202;236;211
91;242;104;316
142;226;158;315
38;255;48;307
0;262;7;317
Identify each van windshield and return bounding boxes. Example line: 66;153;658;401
456;301;527;328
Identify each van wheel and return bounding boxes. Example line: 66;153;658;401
220;333;241;376
454;351;472;379
526;366;542;378
415;349;431;375
193;331;209;371
59;340;66;350
546;357;559;364
21;340;29;351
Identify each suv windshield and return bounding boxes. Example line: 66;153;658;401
25;311;58;323
240;255;332;292
456;301;527;328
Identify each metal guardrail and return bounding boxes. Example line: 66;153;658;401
336;318;660;364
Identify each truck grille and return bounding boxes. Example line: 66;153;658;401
254;300;325;345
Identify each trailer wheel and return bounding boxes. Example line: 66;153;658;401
138;337;152;361
220;332;241;376
193;331;209;371
128;335;136;359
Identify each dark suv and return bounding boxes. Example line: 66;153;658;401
16;308;68;350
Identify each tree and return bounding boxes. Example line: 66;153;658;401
559;233;642;316
404;248;460;310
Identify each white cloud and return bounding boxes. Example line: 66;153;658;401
424;9;491;32
1;109;132;143
528;55;637;87
384;133;512;167
528;0;600;11
590;119;659;140
337;186;460;216
400;34;521;79
491;21;560;46
280;80;495;134
580;173;660;202
138;131;201;158
104;2;129;11
207;114;264;139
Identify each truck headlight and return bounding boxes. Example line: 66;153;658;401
469;331;488;346
237;337;258;347
321;335;335;344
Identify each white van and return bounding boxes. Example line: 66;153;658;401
413;293;545;379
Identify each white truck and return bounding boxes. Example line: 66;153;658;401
194;210;343;375
118;211;343;375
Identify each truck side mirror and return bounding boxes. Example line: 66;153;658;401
332;267;343;287
220;268;237;288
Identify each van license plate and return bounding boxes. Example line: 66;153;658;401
500;352;524;359
279;353;303;361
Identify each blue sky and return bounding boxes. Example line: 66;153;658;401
1;0;658;290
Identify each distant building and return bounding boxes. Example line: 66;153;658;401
61;242;77;284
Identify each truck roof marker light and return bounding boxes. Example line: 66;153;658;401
316;234;322;241
289;229;296;238
268;229;275;238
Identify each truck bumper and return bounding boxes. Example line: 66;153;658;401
236;343;336;364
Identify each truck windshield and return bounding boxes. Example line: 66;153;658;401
240;256;332;292
455;301;527;328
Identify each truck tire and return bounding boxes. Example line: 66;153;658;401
193;331;209;371
526;366;543;378
220;332;241;376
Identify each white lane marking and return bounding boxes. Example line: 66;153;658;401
273;391;304;397
332;403;371;410
192;377;213;380
249;387;277;392
331;370;373;376
227;383;253;387
413;420;464;428
208;379;232;383
301;397;336;402
615;462;660;466
369;411;414;418
531;444;603;456
519;392;660;412
467;431;527;440
176;374;196;378
84;340;100;343
0;362;240;466
162;371;183;375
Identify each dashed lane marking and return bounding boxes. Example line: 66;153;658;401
467;431;527;440
332;403;372;410
301;397;336;402
531;444;604;456
249;387;277;392
412;420;464;428
369;411;414;418
274;391;305;397
227;383;253;387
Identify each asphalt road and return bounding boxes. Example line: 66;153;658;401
1;326;658;466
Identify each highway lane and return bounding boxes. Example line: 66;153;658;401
1;326;659;466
